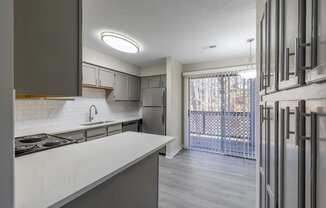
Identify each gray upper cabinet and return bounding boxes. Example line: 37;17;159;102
14;0;82;97
128;76;140;101
266;0;279;93
141;77;150;89
115;74;140;101
304;99;326;208
260;5;268;95
114;73;129;101
98;69;115;89
82;64;98;87
141;76;165;89
149;76;161;88
302;0;326;84
279;0;300;90
82;64;115;89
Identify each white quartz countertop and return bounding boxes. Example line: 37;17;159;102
15;132;174;208
15;116;142;137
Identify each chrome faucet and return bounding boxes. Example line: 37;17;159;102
89;105;98;122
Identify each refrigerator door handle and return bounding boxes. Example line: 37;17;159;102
162;88;166;107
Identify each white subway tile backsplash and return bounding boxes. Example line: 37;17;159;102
15;88;141;132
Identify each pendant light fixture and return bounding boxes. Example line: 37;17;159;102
239;38;256;79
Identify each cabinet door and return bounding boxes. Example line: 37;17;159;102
304;99;326;208
141;77;149;89
260;6;268;94
82;64;98;87
267;0;280;93
278;100;302;208
279;0;300;89
99;69;114;89
303;0;326;83
128;76;140;100
14;0;82;96
149;76;161;88
266;101;279;208
114;73;129;101
259;104;267;208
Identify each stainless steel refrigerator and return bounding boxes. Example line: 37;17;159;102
142;88;166;136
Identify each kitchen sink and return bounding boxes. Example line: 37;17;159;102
80;121;114;126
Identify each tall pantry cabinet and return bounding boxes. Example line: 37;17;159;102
257;0;326;208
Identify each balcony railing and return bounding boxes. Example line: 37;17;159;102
189;111;255;159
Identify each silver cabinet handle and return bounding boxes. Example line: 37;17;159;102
285;107;295;140
311;112;317;208
295;106;300;146
285;47;296;80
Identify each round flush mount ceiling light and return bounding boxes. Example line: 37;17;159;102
101;32;141;54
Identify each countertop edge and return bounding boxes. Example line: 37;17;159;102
49;136;174;208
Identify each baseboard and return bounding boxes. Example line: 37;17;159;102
165;147;183;159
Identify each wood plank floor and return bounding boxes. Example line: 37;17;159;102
159;150;256;208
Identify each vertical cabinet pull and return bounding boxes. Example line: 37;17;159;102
285;107;295;139
310;112;317;208
295;106;300;146
285;47;296;80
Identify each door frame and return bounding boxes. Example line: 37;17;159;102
183;65;256;151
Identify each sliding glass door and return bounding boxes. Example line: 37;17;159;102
188;72;256;159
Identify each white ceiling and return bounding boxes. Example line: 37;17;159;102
83;0;256;67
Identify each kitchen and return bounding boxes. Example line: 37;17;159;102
5;0;256;207
3;0;326;208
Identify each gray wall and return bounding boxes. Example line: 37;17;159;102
0;0;14;207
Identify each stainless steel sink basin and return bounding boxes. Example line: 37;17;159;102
80;121;114;126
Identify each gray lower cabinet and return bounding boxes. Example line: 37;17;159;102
62;152;159;208
107;124;123;136
56;131;86;143
14;0;82;97
86;127;107;141
56;123;125;143
304;99;326;208
107;130;122;136
265;101;278;208
122;121;139;132
278;100;301;208
259;104;267;208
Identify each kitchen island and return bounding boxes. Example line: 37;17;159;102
15;132;174;208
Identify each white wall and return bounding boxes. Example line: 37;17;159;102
140;61;166;77
83;46;141;76
0;0;14;206
166;57;183;158
183;56;253;72
15;88;140;136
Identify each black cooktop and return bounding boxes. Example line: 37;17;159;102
15;134;76;157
